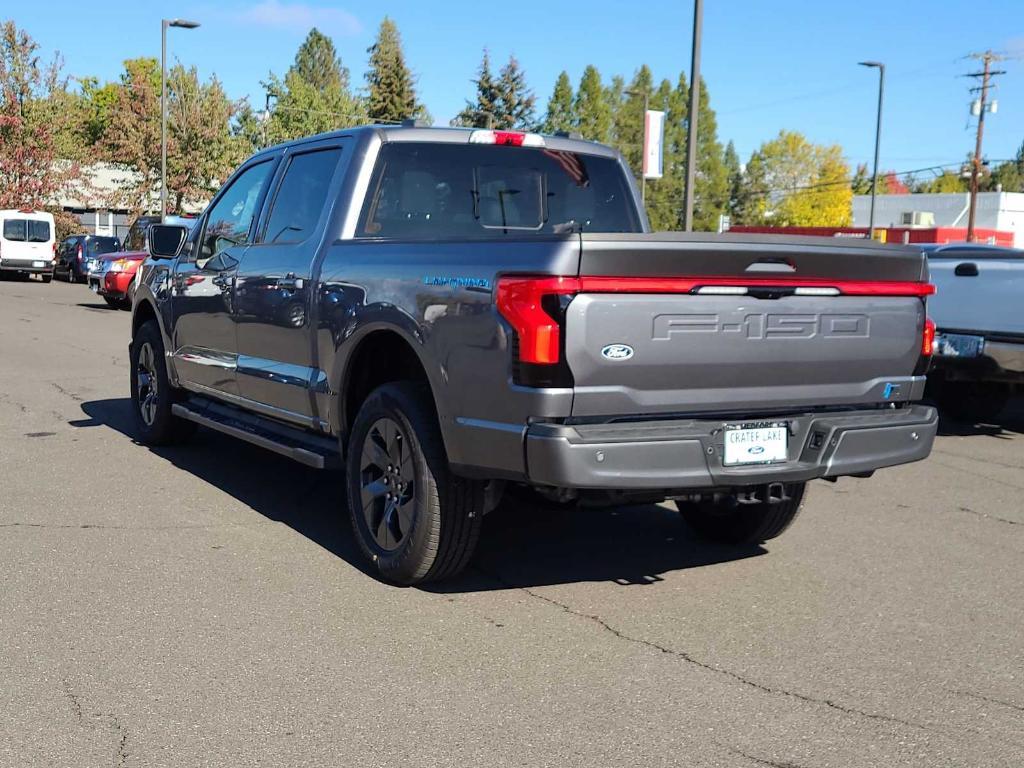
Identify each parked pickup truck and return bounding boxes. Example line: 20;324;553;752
130;125;938;585
924;243;1024;422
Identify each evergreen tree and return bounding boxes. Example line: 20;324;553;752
365;17;421;123
454;50;500;127
851;163;872;194
541;71;575;134
612;66;654;183
723;140;742;219
262;29;364;142
574;65;611;143
496;55;536;130
291;28;347;94
690;76;729;230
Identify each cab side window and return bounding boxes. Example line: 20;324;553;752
200;161;274;262
262;148;341;244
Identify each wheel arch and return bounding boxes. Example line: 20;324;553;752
335;326;448;451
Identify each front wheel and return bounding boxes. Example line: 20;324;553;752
345;382;485;585
129;320;195;446
675;483;806;545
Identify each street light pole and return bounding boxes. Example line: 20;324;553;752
859;61;884;241
682;0;703;231
161;18;200;222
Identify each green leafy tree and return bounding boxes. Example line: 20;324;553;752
365;17;423;124
914;170;967;193
263;28;364;143
453;49;500;127
573;65;611;143
0;21;79;209
851;163;872;194
738;130;852;227
986;141;1023;192
541;70;574;134
165;64;246;213
100;58;162;215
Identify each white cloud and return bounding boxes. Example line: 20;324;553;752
237;0;361;36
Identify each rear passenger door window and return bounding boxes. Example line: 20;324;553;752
262;148;342;244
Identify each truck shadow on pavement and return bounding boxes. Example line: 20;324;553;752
73;398;765;591
933;398;1024;439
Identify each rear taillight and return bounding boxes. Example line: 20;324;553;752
922;318;935;356
76;245;83;261
496;276;577;364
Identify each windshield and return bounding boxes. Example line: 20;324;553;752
87;237;121;255
3;218;51;243
357;142;641;239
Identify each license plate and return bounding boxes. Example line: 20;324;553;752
33;260;45;268
724;424;789;466
935;333;984;358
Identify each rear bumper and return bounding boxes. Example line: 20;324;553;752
524;405;937;490
0;259;52;274
932;331;1024;382
91;270;132;297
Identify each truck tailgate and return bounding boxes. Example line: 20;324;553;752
567;233;930;417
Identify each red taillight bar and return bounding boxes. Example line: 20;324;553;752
496;275;936;365
574;276;936;296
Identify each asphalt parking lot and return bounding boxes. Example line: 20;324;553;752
1;277;1022;768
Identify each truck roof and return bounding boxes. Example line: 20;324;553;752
252;124;621;160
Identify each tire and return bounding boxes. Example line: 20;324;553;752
41;274;52;284
129;319;196;446
103;296;120;308
675;482;806;545
345;382;485;585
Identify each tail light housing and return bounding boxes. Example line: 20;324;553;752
922;318;935;356
76;244;83;262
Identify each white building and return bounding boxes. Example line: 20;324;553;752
852;191;1024;247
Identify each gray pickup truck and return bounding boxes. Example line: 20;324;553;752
131;124;938;584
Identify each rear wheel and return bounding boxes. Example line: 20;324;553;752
103;296;120;309
41;274;52;284
345;382;485;585
130;320;195;446
675;483;806;545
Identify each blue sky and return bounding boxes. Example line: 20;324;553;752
14;0;1024;175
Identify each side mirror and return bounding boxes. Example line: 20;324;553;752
148;224;188;259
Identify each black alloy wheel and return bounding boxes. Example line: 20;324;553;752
135;341;160;428
359;417;417;551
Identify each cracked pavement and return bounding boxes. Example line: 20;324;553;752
1;279;1022;767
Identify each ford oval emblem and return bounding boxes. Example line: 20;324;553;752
748;446;765;455
601;344;634;361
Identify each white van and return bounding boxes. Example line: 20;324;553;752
0;209;56;282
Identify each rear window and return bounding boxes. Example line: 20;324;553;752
3;218;51;242
357;142;640;239
87;237;120;255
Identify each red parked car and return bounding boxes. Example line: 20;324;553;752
88;215;194;309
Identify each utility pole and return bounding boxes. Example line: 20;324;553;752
858;61;884;240
682;0;703;231
965;50;1006;242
